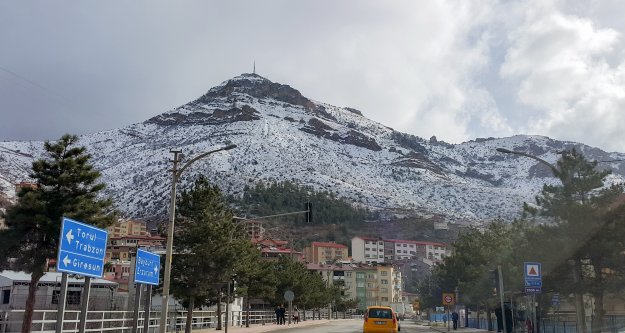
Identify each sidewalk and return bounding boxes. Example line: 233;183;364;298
195;319;350;333
428;323;489;333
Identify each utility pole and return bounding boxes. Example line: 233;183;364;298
498;266;507;333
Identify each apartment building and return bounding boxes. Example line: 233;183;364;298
107;219;149;238
352;236;449;263
342;263;403;311
304;242;348;264
351;237;385;264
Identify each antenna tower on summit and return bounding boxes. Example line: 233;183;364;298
253;60;256;74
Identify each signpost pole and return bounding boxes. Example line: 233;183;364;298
533;294;538;333
225;281;230;333
144;285;153;333
78;276;92;333
498;266;507;333
132;283;143;333
55;273;68;333
288;300;292;325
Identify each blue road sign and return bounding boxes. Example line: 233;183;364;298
135;248;161;285
525;287;541;294
57;217;108;278
525;279;542;287
524;262;542;279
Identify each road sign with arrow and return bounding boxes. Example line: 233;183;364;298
57;217;108;278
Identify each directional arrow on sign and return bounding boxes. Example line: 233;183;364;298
154;266;159;274
63;255;71;266
66;229;74;244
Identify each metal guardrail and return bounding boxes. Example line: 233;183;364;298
0;309;341;333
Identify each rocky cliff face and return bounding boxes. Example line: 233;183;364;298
1;73;624;223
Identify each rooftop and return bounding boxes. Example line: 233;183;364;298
0;271;117;286
311;241;347;249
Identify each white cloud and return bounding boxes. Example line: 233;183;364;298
499;0;625;151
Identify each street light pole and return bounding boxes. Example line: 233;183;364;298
159;144;237;333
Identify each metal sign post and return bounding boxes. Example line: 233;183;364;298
133;249;161;333
284;291;295;325
78;277;92;333
132;284;143;333
56;217;108;333
144;285;153;333
55;273;68;333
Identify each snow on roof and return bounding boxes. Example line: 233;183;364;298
0;271;117;286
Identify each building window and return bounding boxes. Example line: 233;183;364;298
410;244;415;248
346;272;352;277
381;297;388;302
365;248;370;251
379;242;383;245
2;290;10;304
381;288;388;293
53;290;81;305
403;244;407;247
379;255;383;258
381;279;388;285
381;271;388;276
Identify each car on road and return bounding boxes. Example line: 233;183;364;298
363;306;400;333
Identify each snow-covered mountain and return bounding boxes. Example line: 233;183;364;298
1;73;624;223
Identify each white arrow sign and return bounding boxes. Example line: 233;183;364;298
66;229;74;244
63;255;71;266
154;266;159;274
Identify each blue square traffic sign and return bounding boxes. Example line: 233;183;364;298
135;248;161;286
524;262;542;279
57;217;108;278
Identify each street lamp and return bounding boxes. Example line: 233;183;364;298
159;144;237;333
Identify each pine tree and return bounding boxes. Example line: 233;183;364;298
170;176;260;333
525;149;625;333
0;134;114;333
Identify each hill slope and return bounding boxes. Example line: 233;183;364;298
1;73;624;222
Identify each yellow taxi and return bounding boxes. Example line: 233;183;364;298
363;306;400;333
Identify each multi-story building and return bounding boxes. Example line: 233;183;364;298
352;236;449;263
351;237;385;264
342;263;403;311
304;242;348;264
107;219;150;238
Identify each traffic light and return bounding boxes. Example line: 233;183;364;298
491;268;500;296
305;202;312;223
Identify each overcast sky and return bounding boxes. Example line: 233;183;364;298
1;1;624;152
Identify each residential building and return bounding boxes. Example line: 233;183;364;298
351;236;385;264
352;236;449;263
342;263;403;311
253;238;302;261
103;261;132;292
243;220;265;240
304;242;348;264
107;219;150;238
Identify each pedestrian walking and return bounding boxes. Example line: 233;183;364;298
279;305;286;325
452;311;459;330
293;307;300;324
275;305;281;325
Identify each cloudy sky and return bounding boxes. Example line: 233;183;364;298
1;1;624;152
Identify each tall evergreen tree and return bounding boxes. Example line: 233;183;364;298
170;176;260;333
525;149;625;333
0;134;114;333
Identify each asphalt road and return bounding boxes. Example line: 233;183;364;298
268;319;434;333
